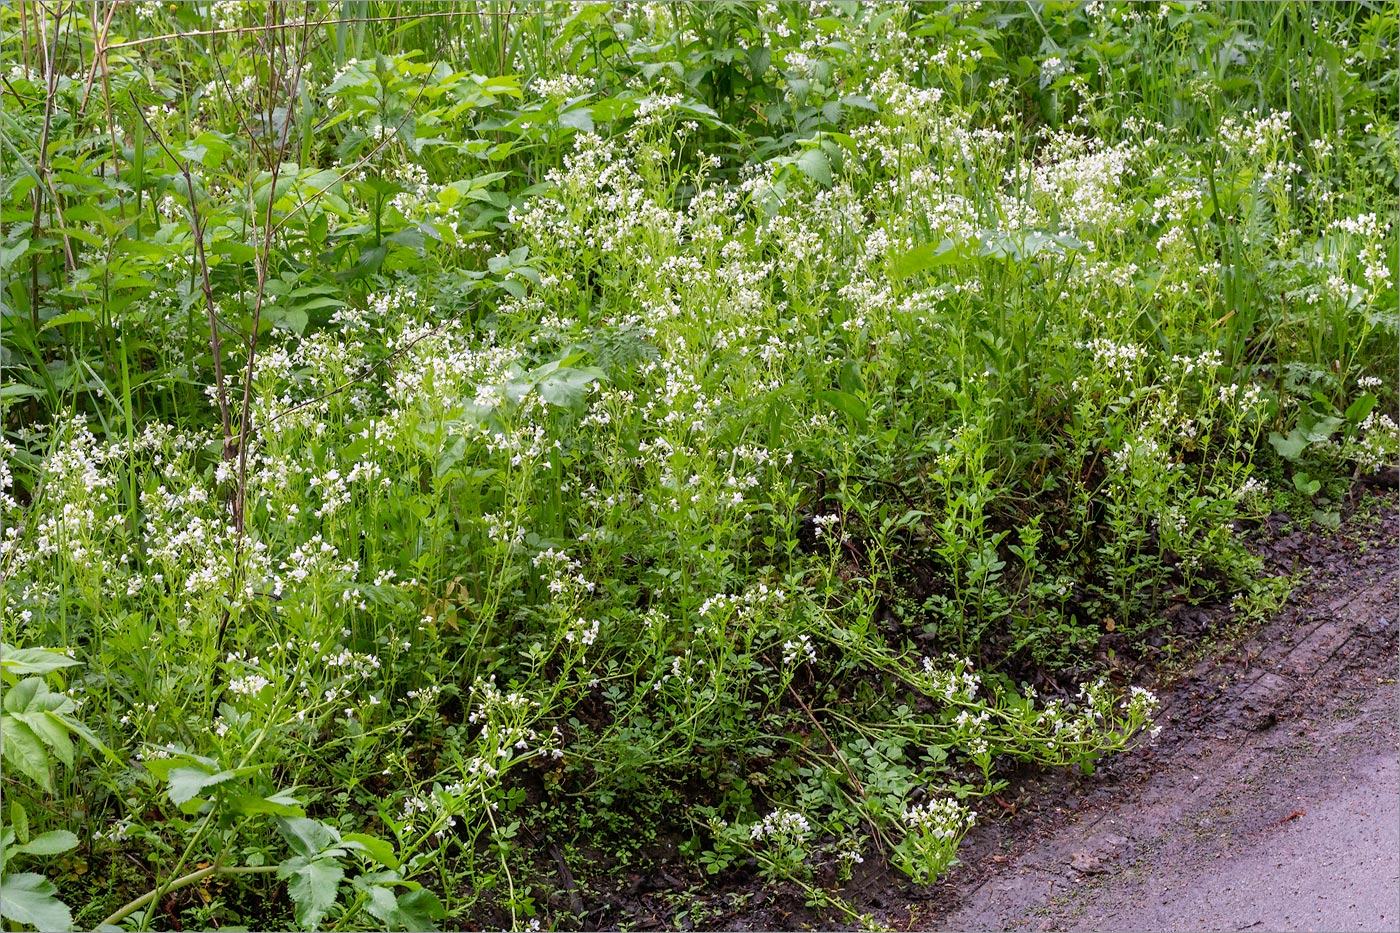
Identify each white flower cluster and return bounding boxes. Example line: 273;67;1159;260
749;809;812;844
902;798;976;840
781;634;817;666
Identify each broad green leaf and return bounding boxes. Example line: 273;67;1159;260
1344;393;1377;424
1303;416;1343;443
38;309;95;331
165;765;238;806
795;148;832;187
891;239;970;279
1268;429;1308;461
0;384;43;402
558;106;594;132
278;855;344;931
536;366;606;409
815;389;867;425
17;712;73;767
277;816;341;859
1;718;51;791
13;830;78;857
360;883;400;926
342;833;399;869
392;888;445;932
0;646;80;676
0;872;72;931
0;238;30;269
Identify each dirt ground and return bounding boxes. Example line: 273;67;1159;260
900;490;1400;933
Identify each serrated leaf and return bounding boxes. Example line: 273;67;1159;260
2;678;44;714
558;106;594;132
0;872;72;931
392;888;445;932
536;366;606;409
361;883;400;925
18;712;73;767
278;855;344;931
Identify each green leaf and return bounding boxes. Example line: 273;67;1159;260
795;148;832;187
1303;416;1343;443
1293;471;1322;497
17;712;73;767
1344;393;1377;424
37;309;95;332
0;646;81;676
891;239;970;279
0;872;73;931
1268;429;1308;461
536;366;606;409
558;106;594;132
277;816;342;859
165;766;238;806
13;831;78;857
815;389;867;426
0;384;43;402
9;800;30;845
361;883;400;926
278;855;344;931
0;238;30;269
392;888;445;932
227;793;306;818
1;718;52;791
342;833;399;869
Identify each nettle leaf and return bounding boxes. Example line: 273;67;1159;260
278;855;344;931
0;872;73;931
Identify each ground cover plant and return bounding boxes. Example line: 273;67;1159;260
1;1;1396;929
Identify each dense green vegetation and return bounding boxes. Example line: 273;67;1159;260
1;1;1396;929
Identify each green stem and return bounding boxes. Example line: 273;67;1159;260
100;863;278;930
